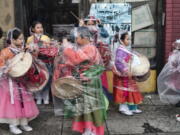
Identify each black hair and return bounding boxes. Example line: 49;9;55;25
57;31;68;42
84;20;96;25
120;32;128;41
0;27;3;39
98;24;103;28
31;21;42;29
30;21;43;33
113;33;119;43
77;26;91;39
7;28;22;44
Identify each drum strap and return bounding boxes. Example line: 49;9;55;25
8;77;14;104
118;46;133;56
17;82;24;108
9;46;23;55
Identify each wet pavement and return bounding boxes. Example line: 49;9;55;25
1;94;180;135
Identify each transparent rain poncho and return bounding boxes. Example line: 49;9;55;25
63;64;106;117
0;51;34;104
0;76;34;103
0;27;38;109
158;49;180;104
51;42;108;118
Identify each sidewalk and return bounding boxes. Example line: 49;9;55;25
1;94;180;135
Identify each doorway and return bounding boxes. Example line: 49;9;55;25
14;0;79;38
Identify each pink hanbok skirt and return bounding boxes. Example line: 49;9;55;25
0;77;39;123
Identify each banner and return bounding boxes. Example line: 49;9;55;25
102;0;149;2
90;3;131;35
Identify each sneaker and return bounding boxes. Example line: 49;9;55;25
132;109;142;114
119;104;129;112
20;125;33;132
44;100;49;105
9;125;22;134
120;110;133;116
82;129;94;135
36;99;42;105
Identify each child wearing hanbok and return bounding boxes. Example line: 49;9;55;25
0;28;39;134
27;21;52;105
113;32;143;116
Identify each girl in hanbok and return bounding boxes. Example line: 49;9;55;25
0;28;39;134
63;27;107;135
27;21;53;105
113;32;143;116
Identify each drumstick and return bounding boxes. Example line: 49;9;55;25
70;11;80;21
21;49;28;61
24;48;28;52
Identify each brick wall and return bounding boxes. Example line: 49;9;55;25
165;0;180;60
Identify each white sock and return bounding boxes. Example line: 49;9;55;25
119;104;129;111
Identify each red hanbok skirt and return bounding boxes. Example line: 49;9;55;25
113;75;143;104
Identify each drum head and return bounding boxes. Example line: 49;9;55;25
8;52;33;77
130;53;150;76
53;77;83;99
26;59;49;92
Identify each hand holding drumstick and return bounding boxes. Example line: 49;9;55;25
70;11;85;26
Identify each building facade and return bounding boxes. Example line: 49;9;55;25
0;0;15;48
0;0;180;72
164;0;180;60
